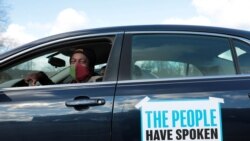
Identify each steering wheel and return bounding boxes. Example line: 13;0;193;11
12;79;29;87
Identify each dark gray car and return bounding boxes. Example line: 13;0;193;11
0;25;250;141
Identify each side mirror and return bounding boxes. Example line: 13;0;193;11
48;57;66;67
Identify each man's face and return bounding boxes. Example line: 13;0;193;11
70;53;89;67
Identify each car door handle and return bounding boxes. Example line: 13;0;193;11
65;98;105;107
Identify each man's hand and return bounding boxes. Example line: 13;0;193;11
24;72;42;86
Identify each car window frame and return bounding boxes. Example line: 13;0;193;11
0;32;124;90
119;31;250;82
231;38;250;74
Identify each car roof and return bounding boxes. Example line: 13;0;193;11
2;25;250;60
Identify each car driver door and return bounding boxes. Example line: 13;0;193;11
0;33;123;141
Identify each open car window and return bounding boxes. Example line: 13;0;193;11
0;36;114;88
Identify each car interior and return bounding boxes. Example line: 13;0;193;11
131;35;236;80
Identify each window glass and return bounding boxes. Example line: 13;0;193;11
131;34;235;80
0;52;70;84
133;61;202;79
234;40;250;74
15;53;68;78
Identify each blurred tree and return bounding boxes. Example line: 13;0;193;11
0;0;14;53
0;0;9;32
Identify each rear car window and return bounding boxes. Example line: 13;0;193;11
131;34;235;80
